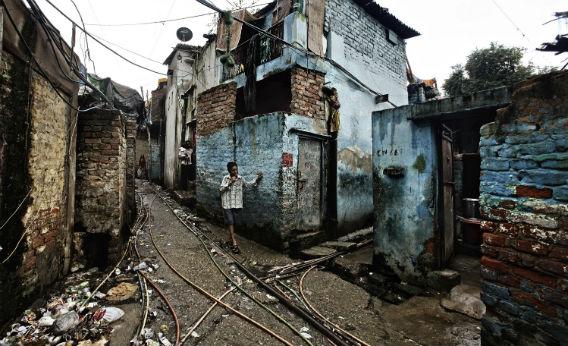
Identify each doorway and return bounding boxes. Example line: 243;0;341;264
297;136;326;231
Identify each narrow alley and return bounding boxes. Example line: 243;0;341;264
1;0;568;345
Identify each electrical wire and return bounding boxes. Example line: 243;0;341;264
490;0;528;40
40;0;166;75
69;0;96;74
0;191;31;233
193;0;397;107
0;0;81;112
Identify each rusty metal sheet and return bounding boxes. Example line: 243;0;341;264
307;0;325;56
297;137;322;230
216;9;257;52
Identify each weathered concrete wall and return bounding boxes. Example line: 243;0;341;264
372;106;437;280
479;72;568;345
164;48;198;190
75;110;128;261
197;113;288;248
322;0;412;233
196;112;328;250
0;51;77;326
148;132;163;183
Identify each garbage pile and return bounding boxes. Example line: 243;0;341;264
0;268;126;345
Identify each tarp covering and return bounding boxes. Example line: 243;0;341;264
79;74;145;117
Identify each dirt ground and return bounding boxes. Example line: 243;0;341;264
129;181;481;346
2;180;480;345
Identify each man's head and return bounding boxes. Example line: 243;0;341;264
227;161;238;176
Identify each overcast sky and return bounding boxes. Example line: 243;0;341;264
34;0;567;98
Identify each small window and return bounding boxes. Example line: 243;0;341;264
386;29;398;45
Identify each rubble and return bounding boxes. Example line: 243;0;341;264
0;261;143;345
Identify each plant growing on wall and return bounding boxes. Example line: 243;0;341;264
443;42;534;96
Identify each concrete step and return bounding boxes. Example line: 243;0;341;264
299;246;336;259
289;231;326;253
320;241;357;251
337;227;373;243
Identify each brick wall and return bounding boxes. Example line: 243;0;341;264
125;118;137;225
479;72;568;345
196;82;237;136
0;51;77;326
290;67;325;120
324;0;408;88
75;110;128;261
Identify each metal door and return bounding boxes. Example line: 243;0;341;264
297;137;323;230
441;125;455;263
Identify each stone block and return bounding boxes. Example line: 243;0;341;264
519;169;568;187
481;158;510;171
426;269;461;292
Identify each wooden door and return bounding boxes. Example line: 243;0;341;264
442;125;455;263
297;137;323;230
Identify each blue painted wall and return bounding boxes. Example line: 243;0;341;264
196;113;288;248
371;107;438;280
196;112;328;250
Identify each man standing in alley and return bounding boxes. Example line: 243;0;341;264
220;162;262;254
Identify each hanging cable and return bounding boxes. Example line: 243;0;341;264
40;0;166;75
193;0;397;107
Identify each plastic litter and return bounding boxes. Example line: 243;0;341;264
142;328;155;339
53;311;80;334
191;331;200;338
133;262;148;271
38;315;55;327
158;333;172;346
101;307;125;323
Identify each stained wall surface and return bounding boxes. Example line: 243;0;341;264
371;107;437;280
478;72;568;345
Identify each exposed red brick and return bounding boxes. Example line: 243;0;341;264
549;246;568;261
481;256;510;273
536;259;568;276
490;208;510;219
481;220;496;232
196;82;237;136
515;185;553;199
511;239;549;255
512;266;557;288
511;289;558;317
499;200;517;209
483;233;509;247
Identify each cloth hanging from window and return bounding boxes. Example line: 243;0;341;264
244;36;259;114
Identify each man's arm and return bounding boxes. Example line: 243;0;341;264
244;172;263;187
220;176;231;192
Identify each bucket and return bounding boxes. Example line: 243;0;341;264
463;198;480;219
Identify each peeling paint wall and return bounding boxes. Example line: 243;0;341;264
196;112;327;250
479;72;568;345
371;107;437;280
